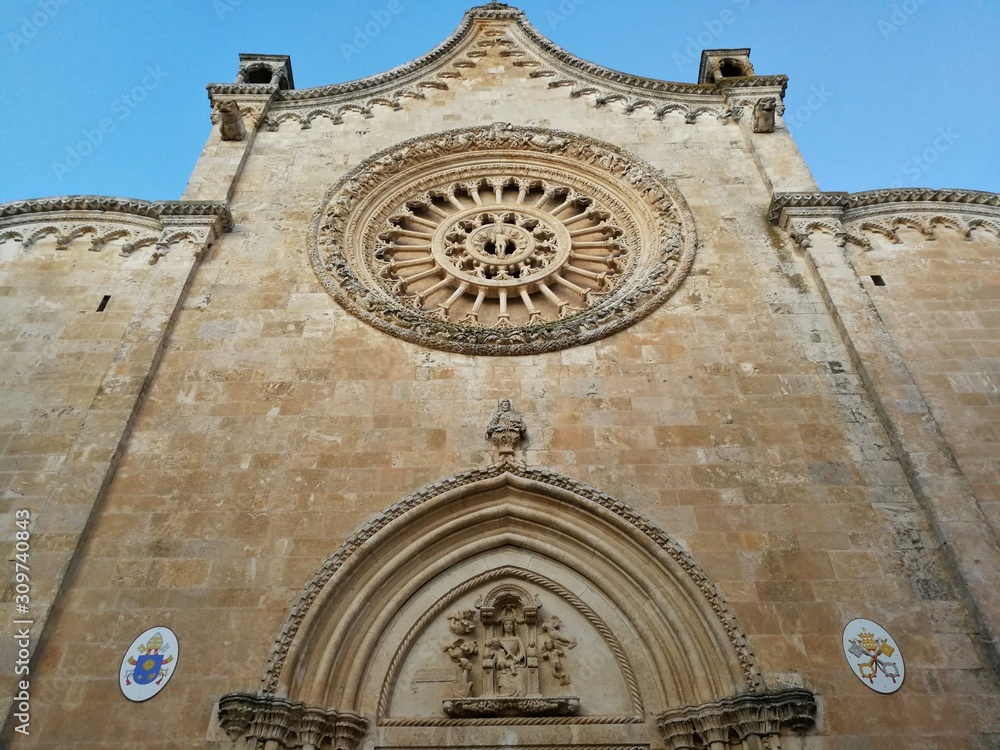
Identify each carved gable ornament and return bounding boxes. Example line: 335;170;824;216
311;123;696;355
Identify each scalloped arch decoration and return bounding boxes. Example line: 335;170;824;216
257;464;762;722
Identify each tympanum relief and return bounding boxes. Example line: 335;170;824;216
387;578;631;720
443;584;579;717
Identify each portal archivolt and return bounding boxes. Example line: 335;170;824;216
218;465;815;750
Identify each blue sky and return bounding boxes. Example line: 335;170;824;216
2;0;997;203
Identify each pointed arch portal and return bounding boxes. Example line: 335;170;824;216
218;465;815;750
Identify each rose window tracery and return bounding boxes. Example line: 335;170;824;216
376;178;626;327
311;124;696;355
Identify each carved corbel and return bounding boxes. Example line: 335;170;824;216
784;218;847;251
215;101;247;141
769;197;847;254
218;693;369;750
658;688;817;750
207;82;277;140
752;97;777;133
154;208;231;263
719;105;744;123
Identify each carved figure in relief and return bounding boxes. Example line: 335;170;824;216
752;98;777;134
491;614;527;696
216;101;247;141
447;608;477;635
486;399;526;457
443;638;478;698
540;615;577;686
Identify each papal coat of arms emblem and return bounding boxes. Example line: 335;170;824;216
842;618;903;693
119;626;178;702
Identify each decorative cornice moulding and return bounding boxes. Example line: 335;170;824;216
0;196;233;259
769;188;1000;249
657;688;817;750
770;188;1000;224
245;3;784;130
0;196;232;229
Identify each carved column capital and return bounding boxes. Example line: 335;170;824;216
152;207;231;262
657;688;817;750
218;693;369;750
768;198;847;253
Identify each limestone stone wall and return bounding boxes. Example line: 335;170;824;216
852;223;1000;532
3;10;999;750
0;225;160;700
0;202;227;741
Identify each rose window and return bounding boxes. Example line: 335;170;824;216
312;124;696;355
376;178;625;327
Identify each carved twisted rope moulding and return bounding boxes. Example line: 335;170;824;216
311;123;697;355
256;463;762;699
220;465;821;749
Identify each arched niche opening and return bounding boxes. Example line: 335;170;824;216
218;465;815;750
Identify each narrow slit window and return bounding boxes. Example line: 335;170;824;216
870;275;886;287
96;295;111;312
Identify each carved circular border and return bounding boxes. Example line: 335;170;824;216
310;123;697;355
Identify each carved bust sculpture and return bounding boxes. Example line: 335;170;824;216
486;399;526;457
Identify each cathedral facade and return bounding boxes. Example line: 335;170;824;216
2;4;999;748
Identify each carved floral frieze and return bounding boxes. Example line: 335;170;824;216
0;197;231;261
218;693;368;750
770;188;1000;250
657;688;817;750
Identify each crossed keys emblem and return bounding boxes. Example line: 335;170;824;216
843;619;904;693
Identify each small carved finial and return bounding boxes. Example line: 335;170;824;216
486;399;526;460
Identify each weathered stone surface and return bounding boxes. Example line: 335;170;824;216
1;5;998;750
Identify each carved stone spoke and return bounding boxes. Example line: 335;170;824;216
369;175;628;328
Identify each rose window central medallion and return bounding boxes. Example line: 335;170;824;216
312;124;696;355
